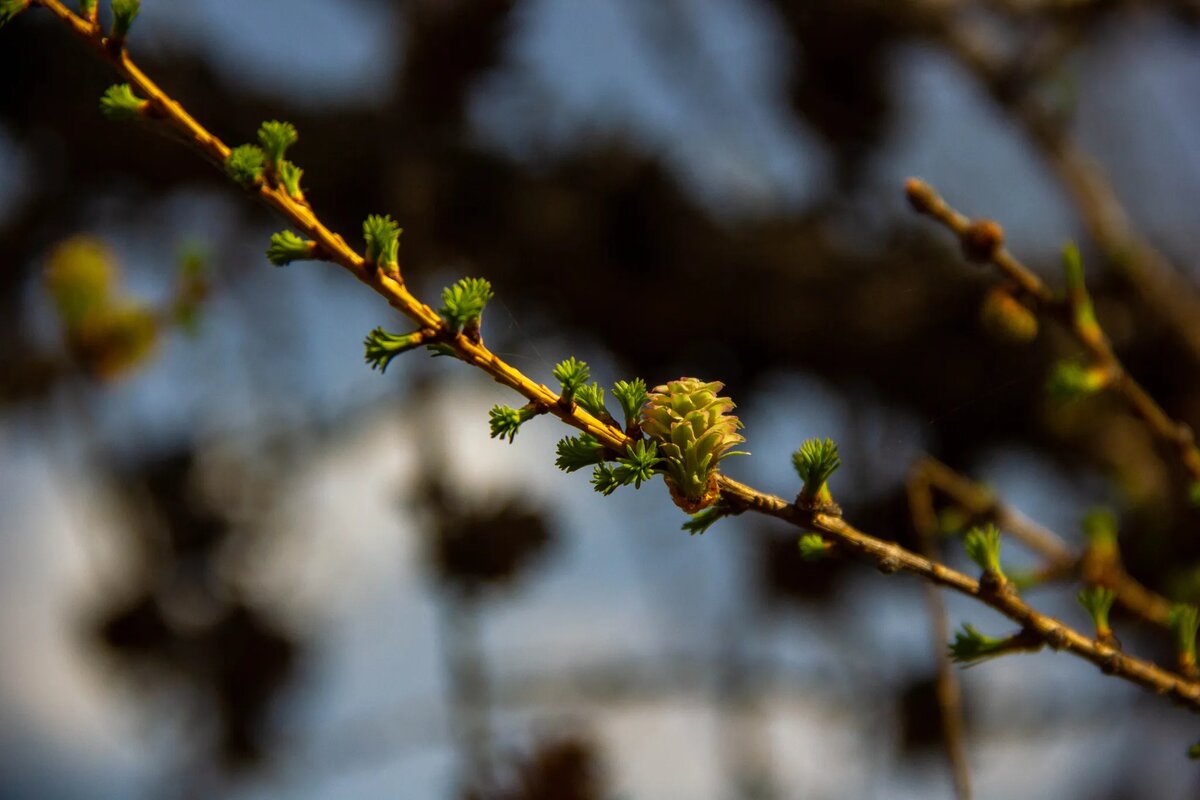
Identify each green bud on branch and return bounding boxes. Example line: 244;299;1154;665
257;120;298;168
278;160;304;201
554;433;604;473
225;145;266;186
949;625;1010;665
363;214;401;275
265;231;317;266
363;327;425;373
489;406;524;443
590;463;621;496
1081;507;1118;558
682;502;738;535
80;0;98;20
584;440;663;496
574;382;611;421
553;357;589;405
1062;242;1101;346
798;533;831;561
1077;586;1117;647
949;624;1040;665
110;0;140;43
99;83;149;120
612;378;647;431
613;439;662;489
937;507;970;538
440;277;493;336
792;437;840;510
1047;359;1110;401
964;524;1005;584
489;403;538;443
1170;604;1200;678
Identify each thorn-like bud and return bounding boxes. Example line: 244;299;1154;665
265;231;317;266
225;144;266;186
80;0;98;20
362;214;402;276
792;437;840;511
363;327;424;373
980;286;1037;343
1169;604;1200;679
553;357;590;405
1078;586;1118;648
257;120;297;168
99;83;149;120
964;524;1005;586
440;277;494;336
798;533;831;561
110;0;140;43
961;219;1004;263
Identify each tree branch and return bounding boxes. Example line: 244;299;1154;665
22;0;1200;721
906;177;1200;491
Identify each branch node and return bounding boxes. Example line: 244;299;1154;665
876;554;902;575
961;219;1004;263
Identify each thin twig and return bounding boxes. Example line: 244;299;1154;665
918;3;1200;365
908;466;973;800
719;475;1200;710
914;456;1174;628
905;177;1200;489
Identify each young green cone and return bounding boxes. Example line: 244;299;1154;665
639;378;746;512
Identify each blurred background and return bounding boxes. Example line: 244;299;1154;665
3;0;1200;797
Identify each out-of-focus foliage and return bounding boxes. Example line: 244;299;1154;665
45;237;158;380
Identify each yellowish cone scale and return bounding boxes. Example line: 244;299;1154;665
640;378;745;512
